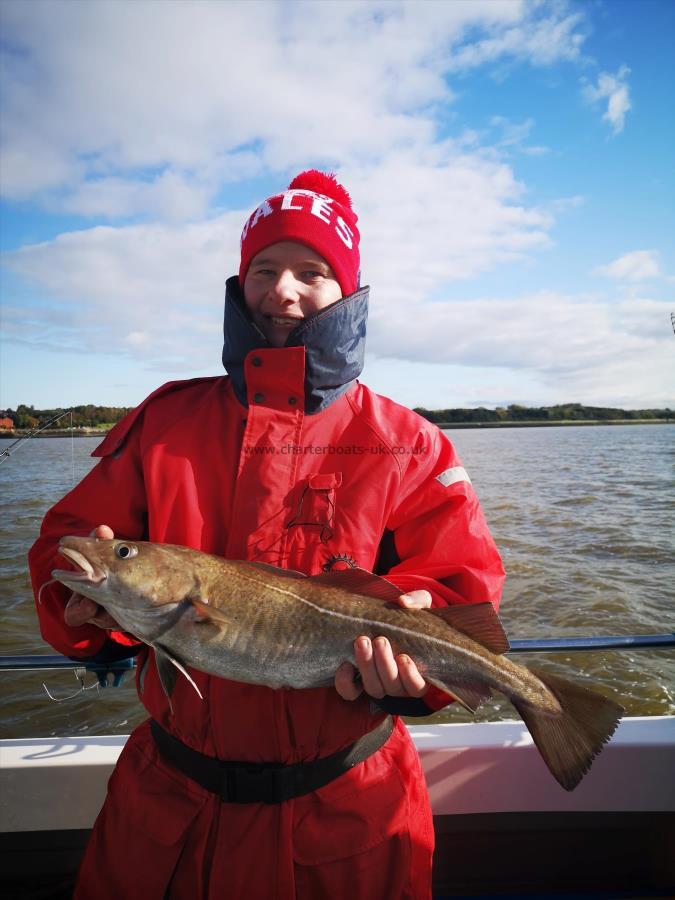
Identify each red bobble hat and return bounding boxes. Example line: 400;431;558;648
239;170;361;297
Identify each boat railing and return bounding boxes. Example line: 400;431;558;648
1;631;673;686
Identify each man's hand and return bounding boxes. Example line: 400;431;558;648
63;525;121;630
334;589;432;701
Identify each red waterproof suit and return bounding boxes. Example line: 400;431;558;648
29;287;504;900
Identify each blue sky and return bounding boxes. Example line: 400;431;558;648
1;0;673;411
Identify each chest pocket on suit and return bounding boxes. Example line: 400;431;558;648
286;472;342;543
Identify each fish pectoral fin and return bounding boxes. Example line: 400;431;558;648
190;597;231;625
308;568;403;602
426;676;492;713
153;646;177;711
430;603;510;654
153;644;203;709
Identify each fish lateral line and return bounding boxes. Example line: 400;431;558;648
195;574;511;682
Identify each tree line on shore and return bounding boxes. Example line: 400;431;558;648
1;402;672;431
414;403;673;424
1;404;133;430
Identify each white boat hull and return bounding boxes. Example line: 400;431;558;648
1;716;674;897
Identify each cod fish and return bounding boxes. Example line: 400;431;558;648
53;536;624;791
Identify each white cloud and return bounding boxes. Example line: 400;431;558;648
594;250;662;282
2;138;553;365
0;0;588;216
56;172;211;222
4;212;673;408
346;147;553;300
2;215;241;370
368;290;669;368
446;5;586;70
1;0;578;389
366;291;675;407
489;116;549;155
4;1;668;410
582;65;631;135
551;195;585;212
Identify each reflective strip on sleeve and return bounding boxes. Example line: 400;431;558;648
435;466;471;487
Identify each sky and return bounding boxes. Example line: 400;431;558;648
1;0;673;411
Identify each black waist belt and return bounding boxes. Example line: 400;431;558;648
150;715;394;805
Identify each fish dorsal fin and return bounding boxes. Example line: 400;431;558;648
308;568;403;602
430;602;510;654
246;561;307;579
245;562;401;604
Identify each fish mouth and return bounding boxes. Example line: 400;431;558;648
52;546;107;586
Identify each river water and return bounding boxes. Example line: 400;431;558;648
1;426;673;739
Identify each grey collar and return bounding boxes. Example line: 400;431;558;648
221;276;369;414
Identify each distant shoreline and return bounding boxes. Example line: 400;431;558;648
435;418;675;429
0;429;111;439
1;418;674;440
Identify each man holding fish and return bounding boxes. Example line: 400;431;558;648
30;171;508;898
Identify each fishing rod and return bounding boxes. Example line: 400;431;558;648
0;410;73;463
1;631;673;682
509;633;675;652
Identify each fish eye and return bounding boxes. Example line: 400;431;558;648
115;543;138;560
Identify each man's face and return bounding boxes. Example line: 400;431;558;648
243;241;342;347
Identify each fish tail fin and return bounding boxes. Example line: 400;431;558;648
513;667;623;791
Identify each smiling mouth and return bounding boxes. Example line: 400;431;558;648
267;315;303;327
53;547;107;585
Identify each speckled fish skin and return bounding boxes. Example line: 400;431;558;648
53;537;536;696
52;536;624;790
